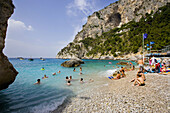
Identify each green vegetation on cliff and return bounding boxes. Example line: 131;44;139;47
79;3;170;57
57;3;170;57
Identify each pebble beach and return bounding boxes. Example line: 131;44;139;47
53;69;169;113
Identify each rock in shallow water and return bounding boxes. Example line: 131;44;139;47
61;58;84;67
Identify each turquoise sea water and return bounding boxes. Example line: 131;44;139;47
0;58;135;113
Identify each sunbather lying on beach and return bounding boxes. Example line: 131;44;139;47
108;72;121;80
114;71;121;79
133;74;145;86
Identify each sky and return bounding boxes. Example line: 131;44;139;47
4;0;118;58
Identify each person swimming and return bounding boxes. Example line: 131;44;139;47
52;72;56;75
67;81;71;86
80;78;84;83
57;70;61;73
79;72;82;75
42;75;48;79
34;79;40;84
41;67;45;70
66;76;69;81
69;76;72;80
73;68;76;72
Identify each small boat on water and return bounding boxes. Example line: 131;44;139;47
17;57;24;60
40;57;45;61
28;58;34;61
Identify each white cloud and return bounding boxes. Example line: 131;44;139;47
66;0;97;16
8;19;33;31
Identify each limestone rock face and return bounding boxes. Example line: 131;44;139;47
61;58;84;67
56;0;168;59
0;0;18;90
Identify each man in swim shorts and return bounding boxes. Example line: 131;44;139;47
138;58;144;71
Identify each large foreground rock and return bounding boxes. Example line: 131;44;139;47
0;0;18;90
61;58;84;67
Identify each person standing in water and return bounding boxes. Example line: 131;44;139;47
73;68;76;72
80;67;82;71
57;70;61;73
69;76;72;80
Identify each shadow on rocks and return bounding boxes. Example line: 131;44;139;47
52;95;77;113
79;96;91;100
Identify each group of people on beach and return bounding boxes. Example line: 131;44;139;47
108;60;145;86
132;56;169;86
108;63;134;80
138;56;170;74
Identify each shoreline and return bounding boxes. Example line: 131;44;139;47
53;69;169;113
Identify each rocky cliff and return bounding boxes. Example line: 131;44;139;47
0;0;18;90
57;0;169;59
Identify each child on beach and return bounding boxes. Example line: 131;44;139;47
34;79;40;84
